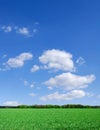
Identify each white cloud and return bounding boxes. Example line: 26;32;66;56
39;49;75;72
16;27;30;36
1;26;12;32
3;101;21;106
44;72;95;90
30;65;40;72
6;52;33;68
29;93;36;97
40;90;86;101
76;57;85;65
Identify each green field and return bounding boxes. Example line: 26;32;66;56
0;108;100;130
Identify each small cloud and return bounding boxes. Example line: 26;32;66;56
3;101;21;106
30;65;40;72
1;25;12;32
30;82;35;88
33;29;38;33
76;57;85;66
29;93;36;97
16;27;30;36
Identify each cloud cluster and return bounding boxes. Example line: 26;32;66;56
1;26;12;32
0;49;96;102
23;80;35;88
0;24;39;37
44;72;95;90
39;49;75;72
40;90;86;101
6;52;33;68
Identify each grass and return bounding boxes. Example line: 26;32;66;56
0;108;100;130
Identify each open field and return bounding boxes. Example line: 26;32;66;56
0;108;100;130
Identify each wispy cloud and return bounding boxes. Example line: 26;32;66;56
2;54;7;59
3;101;21;106
24;80;29;86
76;57;85;66
29;93;36;97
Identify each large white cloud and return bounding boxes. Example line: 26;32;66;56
44;72;95;90
3;101;21;106
6;52;33;68
40;90;86;101
39;49;75;71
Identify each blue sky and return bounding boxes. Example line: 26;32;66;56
0;0;100;106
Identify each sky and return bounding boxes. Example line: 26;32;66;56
0;0;100;106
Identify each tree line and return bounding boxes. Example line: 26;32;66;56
0;104;100;108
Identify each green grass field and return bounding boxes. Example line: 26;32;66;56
0;108;100;130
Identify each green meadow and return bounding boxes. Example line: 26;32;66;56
0;108;100;130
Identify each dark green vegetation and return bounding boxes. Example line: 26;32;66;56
0;109;100;130
0;104;100;108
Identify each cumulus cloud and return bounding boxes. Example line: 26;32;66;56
6;52;33;68
3;101;21;106
30;65;40;72
40;90;86;101
39;49;75;72
1;26;12;32
76;57;85;65
44;72;95;90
